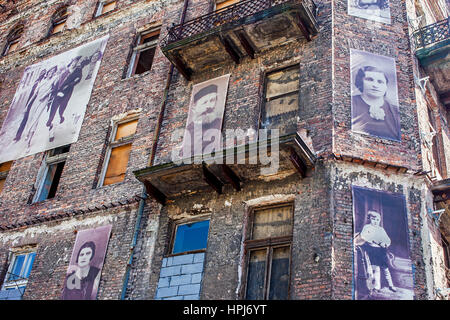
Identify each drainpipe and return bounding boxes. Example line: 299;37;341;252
120;0;190;299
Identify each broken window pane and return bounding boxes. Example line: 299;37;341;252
128;30;160;77
172;220;210;254
38;161;65;201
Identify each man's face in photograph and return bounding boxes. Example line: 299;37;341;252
193;91;217;122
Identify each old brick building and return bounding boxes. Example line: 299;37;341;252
0;0;448;301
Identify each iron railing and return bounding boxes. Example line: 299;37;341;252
413;17;450;51
161;0;317;47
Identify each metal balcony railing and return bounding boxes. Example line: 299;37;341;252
412;17;450;51
161;0;317;48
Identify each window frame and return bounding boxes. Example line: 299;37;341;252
32;145;70;203
242;202;294;300
259;64;300;135
0;161;13;193
2;25;24;56
168;216;211;257
126;28;160;78
49;6;69;36
98;115;139;187
94;0;117;17
2;250;36;292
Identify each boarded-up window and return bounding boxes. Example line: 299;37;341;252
216;0;240;11
0;161;13;193
127;29;160;77
244;204;293;300
428;107;443;176
101;118;138;186
97;1;116;16
261;65;300;136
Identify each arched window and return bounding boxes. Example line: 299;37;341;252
2;24;24;56
49;6;69;35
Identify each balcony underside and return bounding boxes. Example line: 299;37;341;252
134;133;316;204
162;2;318;80
416;40;450;108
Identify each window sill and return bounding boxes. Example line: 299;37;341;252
165;249;206;258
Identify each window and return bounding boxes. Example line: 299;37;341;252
49;6;69;35
99;118;138;186
0;161;13;193
171;220;210;255
215;0;240;11
2;25;24;56
126;28;160;77
2;250;36;297
95;1;116;17
261;65;300;136
33;145;70;203
243;204;293;300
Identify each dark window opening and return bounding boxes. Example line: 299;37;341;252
49;7;69;35
127;30;160;77
2;25;24;56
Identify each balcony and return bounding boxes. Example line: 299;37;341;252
412;18;450;107
134;133;316;205
160;0;319;80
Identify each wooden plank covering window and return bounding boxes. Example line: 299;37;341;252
102;1;116;14
115;119;138;141
261;65;300;136
103;143;132;186
216;0;240;11
0;161;13;193
251;205;293;240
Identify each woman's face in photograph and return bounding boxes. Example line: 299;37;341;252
362;71;387;98
78;247;93;268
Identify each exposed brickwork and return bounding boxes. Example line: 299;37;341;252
0;0;448;301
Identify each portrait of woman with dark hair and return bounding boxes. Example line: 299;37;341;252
61;241;101;300
351;50;401;141
61;225;111;300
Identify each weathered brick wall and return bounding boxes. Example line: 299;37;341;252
141;163;332;300
0;204;140;300
332;0;422;170
330;160;428;299
0;0;181;226
153;0;334;164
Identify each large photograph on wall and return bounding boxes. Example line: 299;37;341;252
352;186;414;300
0;36;109;163
350;49;401;141
181;74;231;158
348;0;391;24
61;224;112;300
